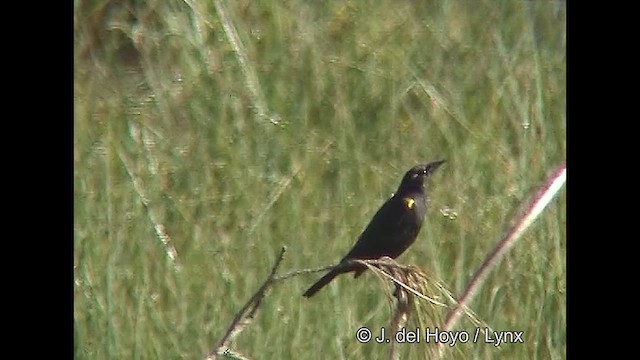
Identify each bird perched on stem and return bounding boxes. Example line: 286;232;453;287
303;160;445;298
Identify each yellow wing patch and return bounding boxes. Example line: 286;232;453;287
403;197;415;209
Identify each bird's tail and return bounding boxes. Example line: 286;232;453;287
303;269;341;298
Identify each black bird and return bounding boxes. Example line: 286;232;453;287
303;160;445;298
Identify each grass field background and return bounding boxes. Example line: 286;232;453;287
74;0;566;358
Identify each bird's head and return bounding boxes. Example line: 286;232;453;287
397;160;446;194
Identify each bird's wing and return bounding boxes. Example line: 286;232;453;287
342;196;403;260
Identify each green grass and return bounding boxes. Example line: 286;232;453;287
74;0;566;358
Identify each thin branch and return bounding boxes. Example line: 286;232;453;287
439;162;566;355
207;246;287;360
273;265;335;281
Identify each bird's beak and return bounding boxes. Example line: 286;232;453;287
425;160;446;174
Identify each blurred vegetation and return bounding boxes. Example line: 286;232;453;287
74;0;565;358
